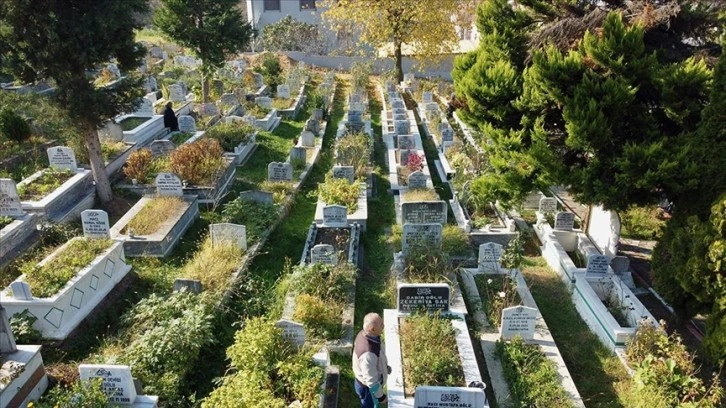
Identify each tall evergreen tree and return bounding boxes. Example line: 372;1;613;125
0;0;148;204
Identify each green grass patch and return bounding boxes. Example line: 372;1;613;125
178;238;244;296
169;131;195;146
123;196;187;236
474;274;522;327
17;168;73;201
118;116;148;131
620;205;666;240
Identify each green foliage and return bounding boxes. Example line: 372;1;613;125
36;379;109;408
125;196;186;236
170;138;225;185
402;245;453;283
350;61;372;93
620;205;666;240
441;225;471;257
496;336;573;407
9;310;41;344
289;262;356;304
0;108;31;142
221;197;279;243
293;294;343;340
255;53;283;95
205;121;256;152
500;236;525;270
0;215;13;230
260;180;294;204
399;312;463;393
307;90;325;110
260;15;320;52
475;274;521;327
624;322;723;407
21;238;112;298
17;169;73;201
336;132;371;178
314;175;361;213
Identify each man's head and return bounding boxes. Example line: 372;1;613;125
166;101;173;109
363;312;384;337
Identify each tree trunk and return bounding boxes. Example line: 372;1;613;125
82;120;114;203
202;72;210;103
394;40;404;83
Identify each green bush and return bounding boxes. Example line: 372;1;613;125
35;378;108;408
307;90;325;110
289;262;356;304
9;310;42;343
221;197;279;243
205;121;256;152
0;215;13;230
313;175;361;213
620;205;666;240
496;337;573;407
0;108;31;142
336;132;372;178
256;52;282;93
293;294;343;340
441;225;471;257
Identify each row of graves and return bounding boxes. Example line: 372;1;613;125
336;87;373;138
417;94;518;247
275;61;310;119
531;196;658;352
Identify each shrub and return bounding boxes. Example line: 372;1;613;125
124;196;186;236
205;121;256;152
293;294;343;340
496;337;573;407
402;245;453;283
0;108;31;143
179;238;244;295
399;312;463;395
9;310;42;343
101;140;127;161
35;379;108;408
0;215;13;230
401;188;438;202
307;90;325;110
17;168;73;201
255;52;282;93
21;238;112;298
620;205;666;240
314;175;361;213
170;138;225;185
350;61;371;92
221;197;280;242
123;148;154;183
475;274;521;327
260;180;294;204
441;225;471;257
289;262;356;304
336;132;371;178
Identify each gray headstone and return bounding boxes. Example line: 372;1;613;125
439;124;454;142
402;223;442;252
106;63;121;79
276;319;306;347
305;119;320;135
178;115;196;133
538;197;557;213
144;76;158;93
99;121;124;142
209;223;247;250
0;179;24;217
347;111;362;124
290;146;307;162
391;99;405;110
323;204;348;227
500;305;538;340
425;102;439;116
394;120;410;136
79;364;137;405
240;190;274;205
399;149;411;166
350;93;362;104
255;96;272;109
0;306;17;353
277;84;291;99
610;256;630;275
404;73;415;82
200;103;218;116
149;46;163;58
47;146;77;171
413;386;487;408
398;283;449;313
300;131;315;147
394;113;408;122
401;201;447;225
253;73;264;88
81;209;110;239
149;140;176;156
398;135;415;150
267;162;293;181
168;84;185;102
407;171;427;189
554;212;576;231
422;92;433;103
332;166;355;184
310;244;338;265
155;173;184;196
10;281;32;300
478;242;503;272
173;278;203;294
220;93;238;106
135;98;154;117
586;254;610;275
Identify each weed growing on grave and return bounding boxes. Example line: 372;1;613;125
17;168;73;201
313;174;361;212
169;131;194;146
179;238;244;295
272;97;294;110
0;215;12;230
170;138;225;185
290;262;356;304
402;245;453;283
496;336;574;407
205;121;256;152
475;274;522;327
260;180;294;204
390;224;470;258
220;197;280;244
123;196;186;236
399;312;464;396
293;293;343;340
336;131;372;178
35;378;108;408
21;238;112;298
9;310;41;343
401;188;439;202
100;140;127;162
123;148;155;183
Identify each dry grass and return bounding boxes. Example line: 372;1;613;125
124;196;186;236
180;237;244;295
401;188;439;202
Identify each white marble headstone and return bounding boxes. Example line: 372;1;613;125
255;97;272;109
407;171;427;189
422;92;433;103
332;166;355;184
323;204;348;227
178;115;196;133
81;209;110;239
168;84;185;102
500;305;538;340
478;242;503;271
413;386;487;408
79;364;137;405
0;179;24;217
402;223;442;252
538;197;557;213
276;319;306;347
135;98;154;117
310;244;338;265
155;173;184;196
300;131;315;147
267;162;293;181
47;146;77;171
554;211;576;231
209;223;247;250
277;84;291;99
586;254;610;275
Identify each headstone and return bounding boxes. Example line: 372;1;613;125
149;140;176;156
586;254;610;275
290;146;306;162
300;131;315;147
253;73;264;88
240;190;274;205
323;204;348;227
610;256;630;275
347;111;362;124
99;121;124;142
305;119;320;134
391;99;405;110
149;46;163;58
144;76;158;93
155;173;184;196
397;134;415;150
209;223;247;250
200;103;218;116
135;98;154;117
422;92;433;103
178;115;196;133
397;283;449;313
172;278;203;294
220;93;238;106
9;281;32;300
332;166;355;184
276;319;306;347
403;73;415;83
106;63;121;79
47;146;77;171
413;386;487;408
255;96;272;109
399;149;411;166
394;120;410;136
394;113;408;122
401;223;442;252
393;107;407;117
401;201;447;225
538;197;557;213
500;305;538;341
267;162;293;181
212;79;224;96
310;244;338;265
0;305;17;353
0;179;24;217
81;209;110;239
407;171;427;189
439;124;454;142
277;84;291;99
350;94;362;104
168;84;185;102
79;364;137;405
554;211;576;231
478;242;503;272
425;102;439;116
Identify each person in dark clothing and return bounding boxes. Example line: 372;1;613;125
163;101;179;132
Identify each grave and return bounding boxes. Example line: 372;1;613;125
173;279;203;294
440;124;454;142
586;254;610;276
148;140;176;157
539;197;557;213
406;171;427;189
332;166;355;184
401;223;442;253
277;84;291;99
413;386;487;408
200;103;218;116
81;209;110;239
300;130;315;147
209;223;247;250
397;283;450;313
394;120;410;136
178;115;196;133
276;319;306;348
305;118;320;134
47;146;77;171
168;84;185;102
135;98;154;117
99;121;124;142
500;305;538;341
399;149;412;166
311;244;337;265
255;96;272;109
401;201;447;225
268;162;293;181
322;204;348;228
397;134;415;150
240;190;274;205
422;92;433;103
155;173;184;196
290;146;307;162
212;79;224;96
0;178;24;217
478;242;503;272
220;93;238;106
79;364;158;406
554;212;576;231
